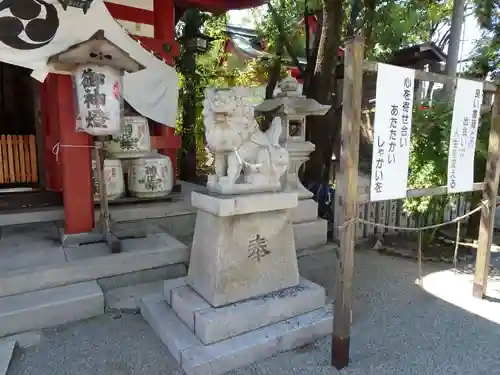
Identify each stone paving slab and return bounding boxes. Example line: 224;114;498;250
0;340;14;375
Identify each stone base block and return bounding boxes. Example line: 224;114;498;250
191;191;298;217
140;294;333;375
294;219;328;250
165;277;326;345
290;199;318;223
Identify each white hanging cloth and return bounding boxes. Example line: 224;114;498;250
0;0;179;127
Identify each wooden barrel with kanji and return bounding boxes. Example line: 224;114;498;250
104;116;151;159
91;159;125;201
128;153;173;198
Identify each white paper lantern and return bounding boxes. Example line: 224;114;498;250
73;64;123;136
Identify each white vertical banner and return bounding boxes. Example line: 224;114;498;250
447;79;484;193
370;63;416;202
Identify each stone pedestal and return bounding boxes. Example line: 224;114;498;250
140;191;333;375
283;141;328;250
188;191;299;306
292;199;328;250
285;140;315;199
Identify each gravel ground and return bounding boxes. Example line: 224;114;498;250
8;247;500;375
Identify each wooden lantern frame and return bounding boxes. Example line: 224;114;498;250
48;30;146;253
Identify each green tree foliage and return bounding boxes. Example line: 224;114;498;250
404;101;490;250
467;0;499;78
250;0;453;60
366;0;454;59
177;12;269;176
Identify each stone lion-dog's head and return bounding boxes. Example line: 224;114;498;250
203;87;260;153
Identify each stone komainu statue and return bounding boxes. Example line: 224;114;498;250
203;86;289;195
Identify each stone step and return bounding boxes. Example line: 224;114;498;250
100;263;188;310
0;233;188;299
140;294;333;375
104;280;165;310
166;277;326;345
0;281;103;338
0;340;15;375
98;264;187;292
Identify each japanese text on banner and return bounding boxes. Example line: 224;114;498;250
370;63;415;202
447;79;483;193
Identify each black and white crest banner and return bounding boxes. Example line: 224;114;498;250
0;0;179;127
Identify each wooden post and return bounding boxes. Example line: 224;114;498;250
473;80;500;299
331;35;364;369
94;138;121;253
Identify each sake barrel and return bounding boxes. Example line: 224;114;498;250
128;154;173;198
91;159;125;202
104;116;151;158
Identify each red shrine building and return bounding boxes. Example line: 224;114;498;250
0;0;265;237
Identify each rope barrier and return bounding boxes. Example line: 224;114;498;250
51;142;102;163
336;200;490;284
337;200;487;231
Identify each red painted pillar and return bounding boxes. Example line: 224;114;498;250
41;75;62;191
153;0;180;185
57;75;94;234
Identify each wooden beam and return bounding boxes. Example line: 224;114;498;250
356;182;485;202
331;35;364;370
363;61;498;92
473;80;500;299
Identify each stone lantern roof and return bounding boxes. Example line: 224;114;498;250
254;75;331;117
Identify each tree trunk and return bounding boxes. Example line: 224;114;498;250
302;11;322;96
265;48;283;100
178;9;202;182
262;46;283;130
303;0;344;185
363;0;376;54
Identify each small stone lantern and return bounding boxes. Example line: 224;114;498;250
255;75;331;198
